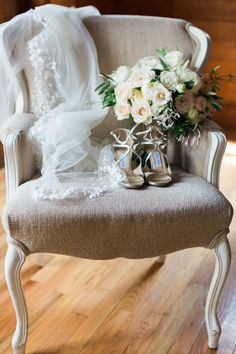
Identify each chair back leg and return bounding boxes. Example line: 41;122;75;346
206;232;231;349
5;241;28;354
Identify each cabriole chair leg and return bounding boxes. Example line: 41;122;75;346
5;241;28;354
205;232;231;349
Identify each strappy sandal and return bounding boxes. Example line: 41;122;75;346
110;125;145;189
141;125;172;187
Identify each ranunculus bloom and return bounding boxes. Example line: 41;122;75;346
194;96;207;112
111;66;131;84
175;90;194;114
187;108;201;124
115;82;132;102
199;76;211;95
164;50;184;68
131;99;152;124
114;101;131;120
160;71;179;90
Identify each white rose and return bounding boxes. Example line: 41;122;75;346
114;101;131;120
131;99;152;124
164;50;184;68
194;96;207;112
175;90;194;114
129;67;155;88
137;56;162;69
160;71;179;90
115;82;132;102
142;82;171;107
111;66;131;84
176;67;201;94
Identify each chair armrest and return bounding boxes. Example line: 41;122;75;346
0;113;37;200
168;119;226;188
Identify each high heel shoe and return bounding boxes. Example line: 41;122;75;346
110;125;145;189
141;124;172;187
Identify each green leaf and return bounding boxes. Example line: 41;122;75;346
159;58;169;71
95;82;107;92
100;72;115;82
211;65;221;73
152;69;162;76
156;48;167;57
211;101;222;112
98;83;111;95
185;80;195;90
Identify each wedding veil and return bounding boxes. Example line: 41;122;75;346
0;4;124;199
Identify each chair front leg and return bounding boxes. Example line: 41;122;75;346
206;231;231;349
5;240;28;354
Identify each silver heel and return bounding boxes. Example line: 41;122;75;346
141;125;172;187
111;125;144;189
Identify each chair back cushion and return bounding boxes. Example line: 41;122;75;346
23;15;201;174
83;15;197;139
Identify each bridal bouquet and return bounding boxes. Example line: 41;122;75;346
96;48;225;142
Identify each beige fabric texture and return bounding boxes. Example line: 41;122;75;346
168;119;224;180
3;167;233;259
85;15;196;141
0;113;37;183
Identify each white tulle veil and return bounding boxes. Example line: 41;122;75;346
0;4;125;199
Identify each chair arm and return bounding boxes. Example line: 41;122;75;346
0;113;37;200
168;119;226;188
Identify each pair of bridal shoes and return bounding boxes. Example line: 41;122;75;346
111;124;172;189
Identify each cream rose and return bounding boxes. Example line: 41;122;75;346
129;67;155;88
115;82;132;102
163;50;184;68
131;99;152;124
114;101;131;120
194;96;207;112
175;90;194;114
142;82;171;107
111;66;131;84
150;83;171;106
137;56;161;69
160;71;179;90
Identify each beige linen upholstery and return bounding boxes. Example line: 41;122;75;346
3;167;233;259
0;113;37;183
168;119;224;182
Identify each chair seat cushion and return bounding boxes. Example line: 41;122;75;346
3;167;233;259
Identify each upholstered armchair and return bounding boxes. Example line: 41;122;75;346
0;14;233;354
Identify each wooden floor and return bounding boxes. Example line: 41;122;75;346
0;143;236;354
